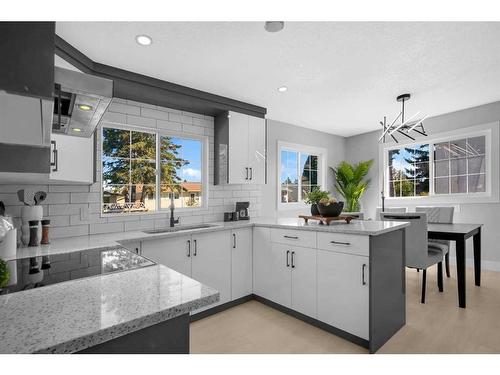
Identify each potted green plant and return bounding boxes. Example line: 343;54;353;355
304;188;330;215
331;160;374;213
0;258;10;290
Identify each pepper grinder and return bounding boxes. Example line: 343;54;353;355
41;219;51;245
28;220;39;247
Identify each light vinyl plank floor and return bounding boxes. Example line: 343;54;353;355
190;266;500;354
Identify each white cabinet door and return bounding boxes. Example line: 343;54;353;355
191;231;232;309
247;116;266;184
120;241;141;255
228;111;249;184
269;243;292;308
291;245;317;318
141;235;192;277
317;250;369;340
231;228;253;300
253;227;273;300
50;133;94;184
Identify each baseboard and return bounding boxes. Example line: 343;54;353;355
447;256;500;272
190;295;253;322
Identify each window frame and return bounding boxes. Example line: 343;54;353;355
277;141;327;211
380;122;498;205
100;123;209;217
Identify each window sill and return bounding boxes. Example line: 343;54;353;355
100;206;208;218
385;193;499;206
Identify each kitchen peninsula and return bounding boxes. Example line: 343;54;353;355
0;218;408;353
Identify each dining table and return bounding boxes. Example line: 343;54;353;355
427;223;483;308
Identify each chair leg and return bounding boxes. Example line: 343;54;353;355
421;269;427;304
437;262;443;292
445;253;450;278
417;268;420;273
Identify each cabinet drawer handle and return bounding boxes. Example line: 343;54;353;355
284;235;299;240
291;251;295;268
187;240;191;257
245;167;249;180
286;250;290;267
233;233;236;248
193;239;197;256
330;240;350;246
362;263;367;285
249;167;253;180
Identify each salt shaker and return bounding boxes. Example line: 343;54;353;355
41;219;51;245
28;220;39;247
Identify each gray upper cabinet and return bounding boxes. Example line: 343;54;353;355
214;111;266;185
0;22;55;99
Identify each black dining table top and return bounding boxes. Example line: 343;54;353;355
427;223;483;235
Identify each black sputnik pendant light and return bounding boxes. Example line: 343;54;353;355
379;94;428;143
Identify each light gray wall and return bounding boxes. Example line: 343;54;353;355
261;119;346;218
345;101;500;269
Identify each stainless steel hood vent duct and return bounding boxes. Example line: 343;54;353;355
52;67;113;138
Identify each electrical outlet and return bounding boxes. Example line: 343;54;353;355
80;206;89;221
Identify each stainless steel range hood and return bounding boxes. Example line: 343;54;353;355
53;67;113;137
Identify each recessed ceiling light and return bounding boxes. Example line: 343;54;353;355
72;128;82;132
78;104;93;111
278;86;288;92
136;35;153;46
264;21;285;33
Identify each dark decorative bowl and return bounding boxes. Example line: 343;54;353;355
317;201;344;217
310;203;320;216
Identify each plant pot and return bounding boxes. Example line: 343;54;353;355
310;204;320;216
317;202;344;217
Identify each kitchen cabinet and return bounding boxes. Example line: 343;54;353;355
214;111;266;185
290;245;317;318
141;231;232;310
231;228;253;300
141;235;192;277
269;243;292;308
317;250;369;340
252;227;273;300
191;231;231;309
0;22;55;99
49;133;95;184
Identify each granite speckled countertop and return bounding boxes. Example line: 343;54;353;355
0;263;219;353
7;218;409;261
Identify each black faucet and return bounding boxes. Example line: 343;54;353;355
169;194;180;227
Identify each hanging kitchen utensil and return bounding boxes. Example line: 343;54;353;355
34;191;47;206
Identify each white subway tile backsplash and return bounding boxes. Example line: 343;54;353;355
0;100;262;239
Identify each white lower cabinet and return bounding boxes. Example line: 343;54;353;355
290;245;317;318
231;228;253;300
140;230;234;312
317;250;369;340
269;243;292;308
191;231;231;310
252;227;273;300
141;235;192;276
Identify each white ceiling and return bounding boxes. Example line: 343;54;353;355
56;22;500;137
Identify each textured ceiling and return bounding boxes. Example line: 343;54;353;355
56;22;500;137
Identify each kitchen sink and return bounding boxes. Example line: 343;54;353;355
143;224;218;234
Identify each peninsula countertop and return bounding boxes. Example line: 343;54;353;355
6;218;409;261
0;262;219;354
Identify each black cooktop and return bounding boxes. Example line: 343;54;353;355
0;247;155;295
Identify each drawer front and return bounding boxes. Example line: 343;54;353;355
270;228;317;248
317;232;369;257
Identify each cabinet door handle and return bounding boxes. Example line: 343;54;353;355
233;233;236;248
193;239;197;256
50;140;58;172
135;247;139;255
284;235;299;240
362;263;367;285
330;240;350;246
291;251;295;268
187;240;191;257
286;250;290;267
249;167;253;180
245;167;249;180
